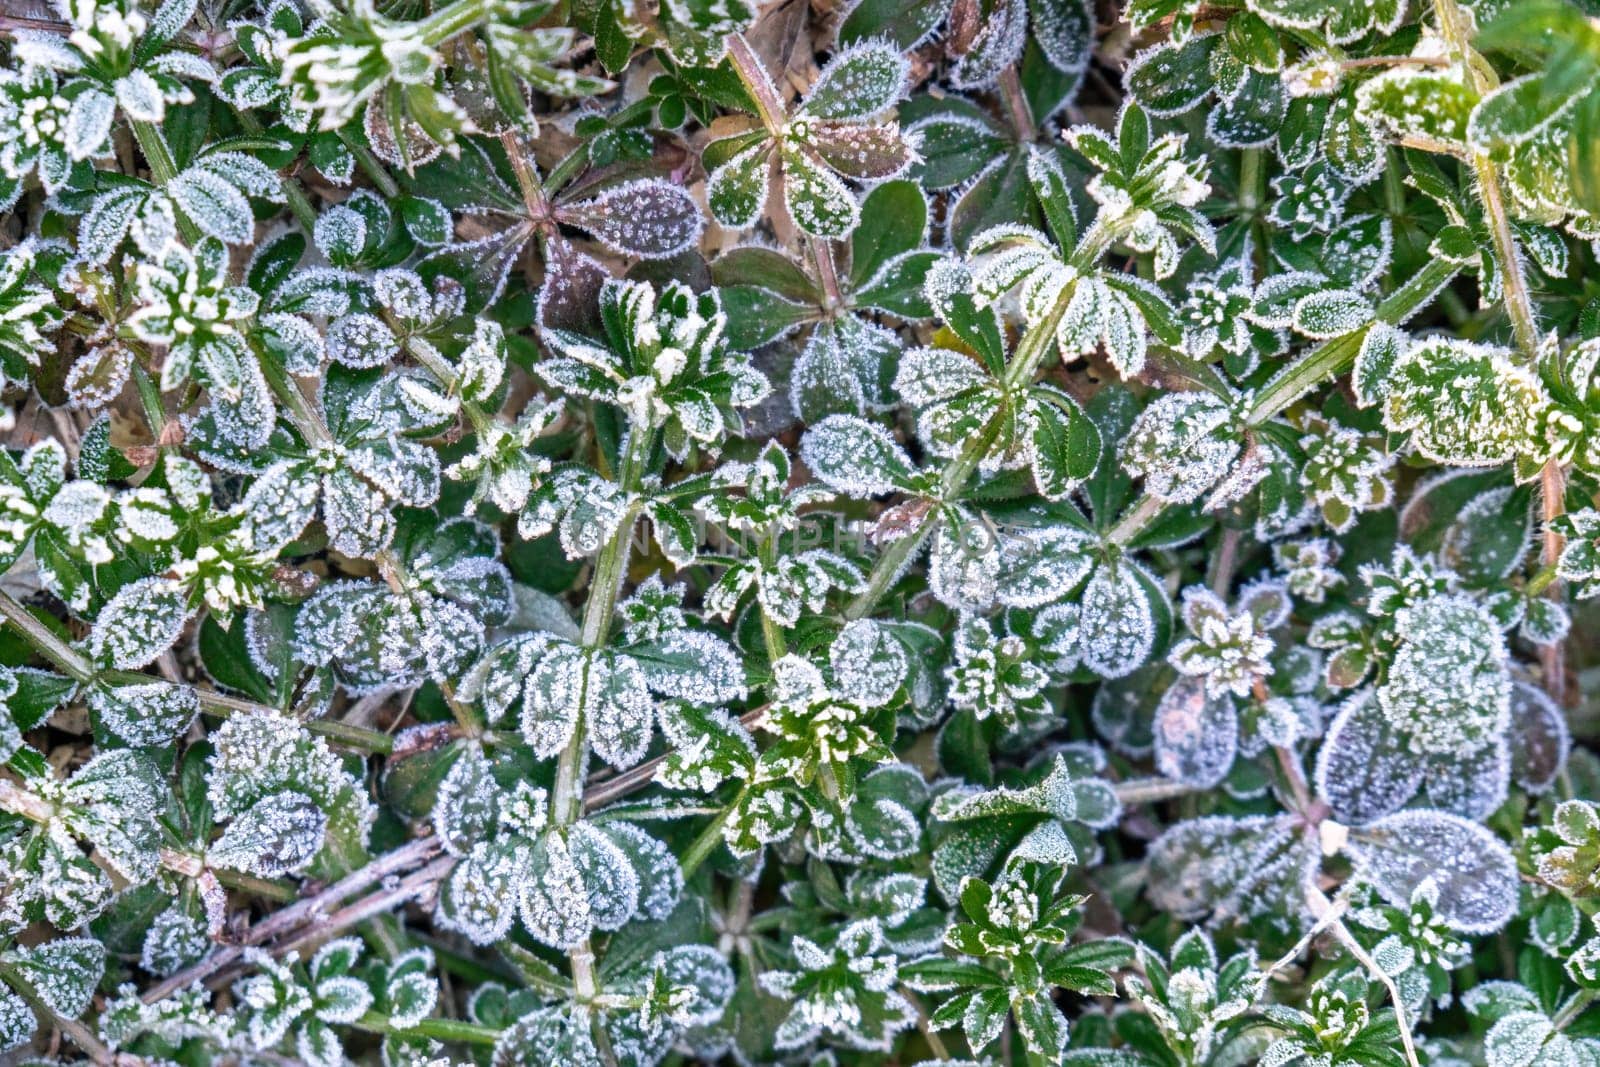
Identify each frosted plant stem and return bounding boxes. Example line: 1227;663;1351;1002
756;539;788;662
0;588;93;681
846;219;1116;620
128;121;201;244
357;1010;502;1046
725;33;785;134
678;797;739;878
185;685;398;751
337;130;402;199
1111;776;1198;804
143;836;443;1003
1261;894;1347;980
580;706;768;811
234;110;318;230
997;64;1036;144
0;577;395;752
552;422;653;1038
1308;887;1422;1067
1434;0;1569;704
812;235;844;311
1554;989;1598;1029
1102;256;1464;549
1245;256;1460;428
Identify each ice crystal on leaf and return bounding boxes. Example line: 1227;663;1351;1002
759;919;916;1051
207;712;375;871
1378;593;1510;756
0;0;1587;1060
1122;392;1242;506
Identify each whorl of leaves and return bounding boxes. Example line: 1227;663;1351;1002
0;0;1594;1064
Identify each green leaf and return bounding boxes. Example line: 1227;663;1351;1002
837;0;947;49
707;142;772;230
1125;33;1217;117
850;179;928;289
1029;386;1101;500
781;146;860;238
1469;71;1581;150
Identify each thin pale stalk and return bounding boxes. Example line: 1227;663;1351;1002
144;836;443;1003
553;423;654;1027
725;33;786;134
0;589;93;681
357;1011;501;1046
1434;0;1569;705
129;121;200;243
1309;888;1422;1067
338;130;402;199
997;64;1037;143
846;219;1115;619
1245;255;1460;427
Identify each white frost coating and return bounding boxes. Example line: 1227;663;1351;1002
87;576;191;670
1378;593;1510;755
1076;559;1162;679
1344;809;1519;934
829;619;908;708
207;791;328;877
1121;392;1239;506
799;414;914;498
801;40;909;121
1152;676;1237;788
1313;689;1424;826
206;711;376;854
88;680;200;748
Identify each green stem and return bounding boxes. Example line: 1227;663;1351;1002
256;338;334;446
577;425;653;649
129;119;181;184
357;1010;502;1046
1433;0;1537;356
1106;256;1463;549
1526;560;1561;598
0;589;93;682
1245;255;1460;427
551;422;655;1023
846;218;1116;620
756;538;788;663
1555;989;1598;1030
0;584;397;751
205;859;298;901
1106;493;1167;547
130;121;201;244
541;146;590;198
406;338;494;435
237;110;318;229
338;130;402;200
1238;148;1263;214
679;797;738;879
188;685;397;752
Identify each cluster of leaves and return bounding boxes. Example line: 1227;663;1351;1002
0;0;1597;1064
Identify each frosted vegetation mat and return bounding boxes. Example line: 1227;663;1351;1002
3;0;1600;1063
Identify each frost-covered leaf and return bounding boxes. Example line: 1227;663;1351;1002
88;577;191;670
1344;810;1519;933
208;791;328;877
